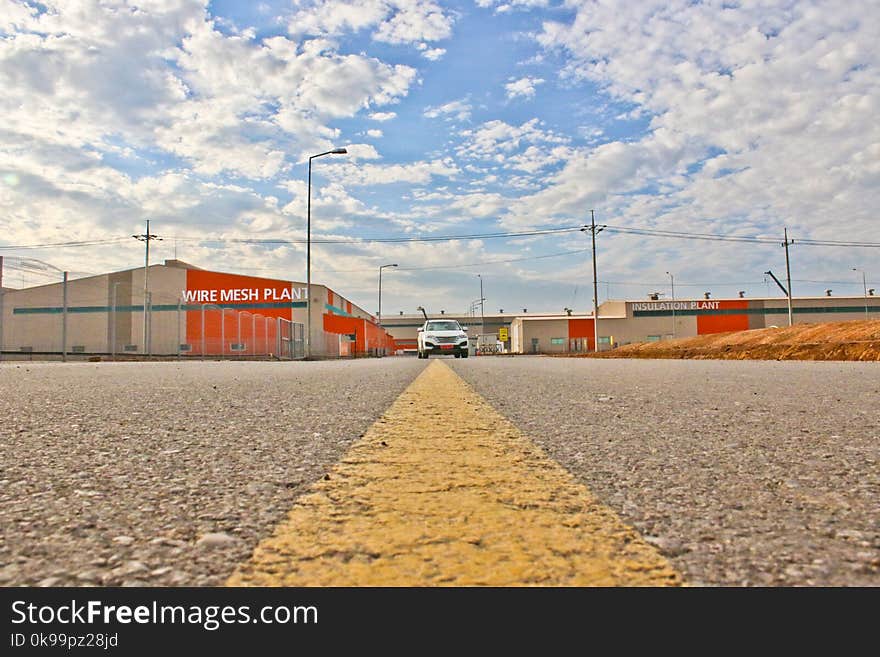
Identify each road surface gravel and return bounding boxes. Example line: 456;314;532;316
0;359;424;586
450;356;879;586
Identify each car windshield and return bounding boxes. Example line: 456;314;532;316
426;321;461;331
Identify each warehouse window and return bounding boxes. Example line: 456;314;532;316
598;336;611;345
550;337;565;345
646;335;661;342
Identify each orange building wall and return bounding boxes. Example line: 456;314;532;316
568;318;596;351
696;300;750;334
185;270;296;355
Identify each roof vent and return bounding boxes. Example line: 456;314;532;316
704;292;711;299
826;289;833;296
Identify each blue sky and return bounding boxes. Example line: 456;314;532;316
1;0;878;314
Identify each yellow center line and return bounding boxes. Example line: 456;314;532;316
228;360;683;586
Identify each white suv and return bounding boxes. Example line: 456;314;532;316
417;320;469;359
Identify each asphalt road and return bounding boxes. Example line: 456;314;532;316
0;359;424;586
2;355;878;586
449;356;880;586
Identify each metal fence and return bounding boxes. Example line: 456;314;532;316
278;318;305;359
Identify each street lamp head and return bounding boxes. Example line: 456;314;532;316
310;147;348;160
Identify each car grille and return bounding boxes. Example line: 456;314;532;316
435;336;458;343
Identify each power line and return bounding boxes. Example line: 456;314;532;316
4;224;878;251
603;225;779;244
0;237;132;250
602;225;880;247
163;225;585;245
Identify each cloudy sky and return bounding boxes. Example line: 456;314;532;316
1;0;878;314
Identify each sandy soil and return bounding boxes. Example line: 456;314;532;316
570;319;880;361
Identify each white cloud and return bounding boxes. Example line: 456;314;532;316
324;158;460;185
2;1;877;310
423;98;472;121
286;0;454;45
505;76;545;100
476;0;550;12
341;143;382;161
448;192;508;218
0;3;419;181
421;47;446;61
521;0;880;244
457;118;569;163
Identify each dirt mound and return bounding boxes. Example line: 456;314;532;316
576;320;880;361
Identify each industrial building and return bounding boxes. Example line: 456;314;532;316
380;294;879;355
0;260;394;359
2;258;876;359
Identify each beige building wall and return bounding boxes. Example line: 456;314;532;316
3;274;114;353
518;319;570;354
135;265;187;355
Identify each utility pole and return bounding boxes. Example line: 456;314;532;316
581;211;605;352
666;271;675;338
177;296;182;359
110;281;120;360
783;228;794;327
62;271;68;362
477;274;485;339
133;220;160;356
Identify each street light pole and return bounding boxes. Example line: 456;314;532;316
378;263;398;326
666;271;675;338
307;147;348;359
853;268;868;319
